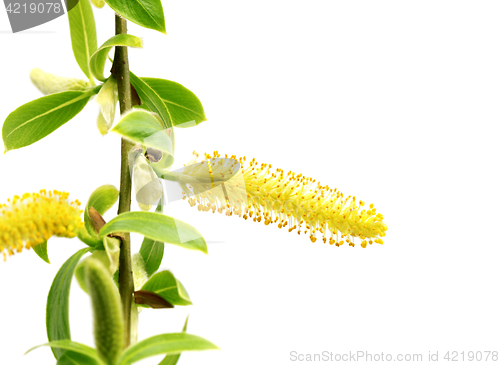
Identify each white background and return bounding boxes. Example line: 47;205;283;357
1;1;500;364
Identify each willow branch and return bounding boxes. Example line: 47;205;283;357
111;13;134;348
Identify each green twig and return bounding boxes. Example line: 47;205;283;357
111;14;134;348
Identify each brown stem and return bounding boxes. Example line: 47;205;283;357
111;13;134;347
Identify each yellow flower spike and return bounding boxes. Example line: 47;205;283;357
0;190;84;260
180;152;388;247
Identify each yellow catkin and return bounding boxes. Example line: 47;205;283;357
180;151;388;248
0;190;84;260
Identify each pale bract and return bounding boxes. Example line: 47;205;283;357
133;155;163;211
30;68;90;95
95;76;118;135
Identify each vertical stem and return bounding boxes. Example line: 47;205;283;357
112;14;134;347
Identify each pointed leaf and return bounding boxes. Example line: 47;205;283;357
104;0;166;34
99;212;207;254
33;242;50;264
112;109;173;155
90;35;143;82
140;270;191;306
3;91;94;152
26;340;103;365
142;78;206;128
118;333;219;365
129;72;174;150
67;0;97;83
47;248;90;359
85;185;119;237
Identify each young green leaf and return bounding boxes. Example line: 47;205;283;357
129;72;175;149
2;90;94;152
99;212;208;254
139;237;164;277
32;241;50;264
104;0;166;34
139;270;192;306
46;248;91;360
90;35;143;82
139;198;164;276
112;109;173;155
26;340;104;365
117;333;219;365
84;185;119;237
142;78;207;127
67;0;97;83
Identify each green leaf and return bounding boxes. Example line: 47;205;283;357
33;242;50;264
139;237;164;277
140;270;192;306
158;317;188;365
117;333;218;365
99;212;207;254
67;0;97;83
2;91;94;152
57;351;101;365
104;0;166;34
85;185;119;237
129;72;175;150
142;78;206;128
26;340;104;365
112;109;173;155
46;248;90;359
139;196;164;276
90;35;143;82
